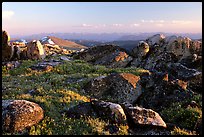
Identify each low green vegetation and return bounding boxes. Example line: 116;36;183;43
2;57;142;135
2;55;202;135
160;94;202;135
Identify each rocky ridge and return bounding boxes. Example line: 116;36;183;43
2;30;202;135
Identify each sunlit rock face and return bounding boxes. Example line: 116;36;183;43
146;34;165;47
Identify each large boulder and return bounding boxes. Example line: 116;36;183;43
83;73;142;104
2;100;44;133
122;104;167;128
2;30;14;62
94;51;133;68
26;40;46;60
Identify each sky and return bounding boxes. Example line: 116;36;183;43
2;2;202;36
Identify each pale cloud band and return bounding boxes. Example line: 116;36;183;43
2;10;15;19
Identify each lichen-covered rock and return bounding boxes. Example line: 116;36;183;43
94;51;133;68
26;40;46;60
2;100;44;133
2;30;14;61
83;73;142;104
91;99;127;125
123;105;167;128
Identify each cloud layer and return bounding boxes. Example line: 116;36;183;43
2;10;15;19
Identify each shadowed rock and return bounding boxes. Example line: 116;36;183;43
2;30;14;62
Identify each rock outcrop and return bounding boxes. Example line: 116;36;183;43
131;34;202;72
2;100;44;133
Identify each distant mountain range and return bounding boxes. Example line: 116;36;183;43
10;32;202;42
41;36;87;50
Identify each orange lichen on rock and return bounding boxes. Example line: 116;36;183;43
120;73;140;88
115;52;129;62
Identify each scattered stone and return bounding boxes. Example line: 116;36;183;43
123;105;167;128
2;100;44;133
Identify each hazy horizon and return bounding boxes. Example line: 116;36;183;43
3;2;202;36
